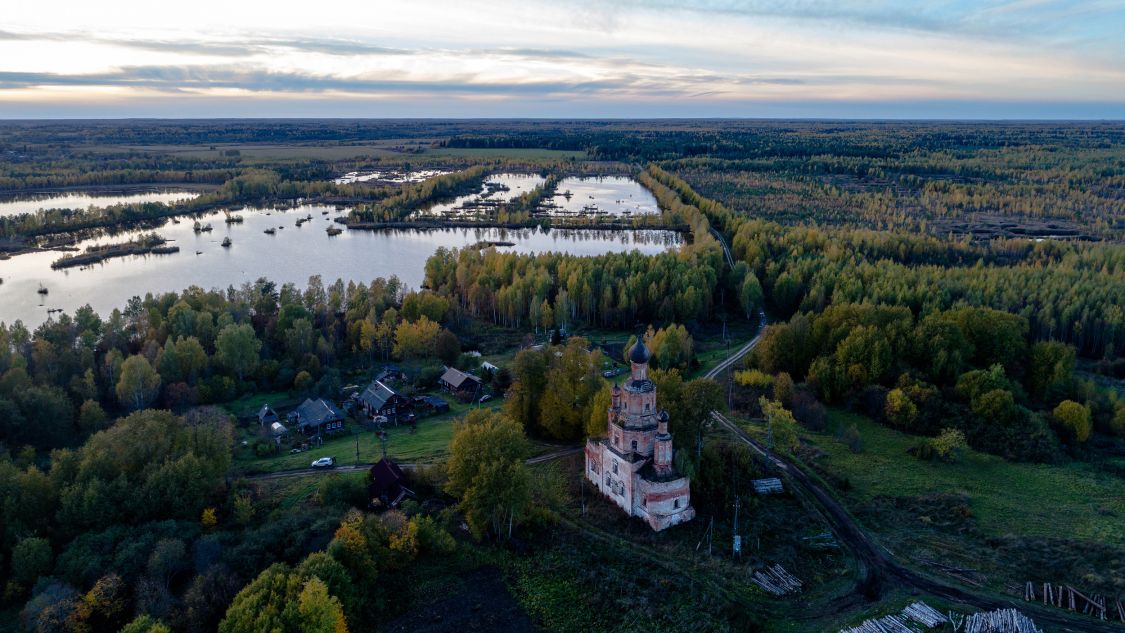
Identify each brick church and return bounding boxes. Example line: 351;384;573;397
584;339;696;531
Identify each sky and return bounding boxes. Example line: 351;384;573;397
1;0;1124;119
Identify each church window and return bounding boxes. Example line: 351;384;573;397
645;403;650;412
631;440;637;451
612;461;618;474
673;498;680;509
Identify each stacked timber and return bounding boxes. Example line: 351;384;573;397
752;478;784;495
960;608;1042;633
839;601;946;633
902;602;946;628
750;564;802;596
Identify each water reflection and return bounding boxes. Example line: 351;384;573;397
412;174;545;219
0;204;680;326
542;176;660;217
0;189;201;218
333;169;450;185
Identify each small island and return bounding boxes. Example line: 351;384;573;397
51;233;178;269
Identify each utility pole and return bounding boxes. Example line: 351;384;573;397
580;473;586;516
732;495;741;561
765;419;774;471
727;370;733;409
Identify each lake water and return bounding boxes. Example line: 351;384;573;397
333;169;450;185
412;173;546;219
543;176;660;217
0;204;681;326
0;190;202;218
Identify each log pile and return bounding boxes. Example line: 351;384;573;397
752;477;783;495
750;564;802;596
1025;581;1121;621
902;602;946;628
839;601;947;633
958;608;1042;633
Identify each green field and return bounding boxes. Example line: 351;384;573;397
420;147;588;159
233;399;500;474
801;410;1125;545
258;470;370;510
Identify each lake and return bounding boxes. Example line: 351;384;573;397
544;176;660;217
333;169;450;185
0;189;202;218
412;173;546;219
0;204;682;326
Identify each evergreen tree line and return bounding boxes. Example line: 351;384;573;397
648;165;1125;361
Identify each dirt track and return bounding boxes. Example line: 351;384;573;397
243;447;583;481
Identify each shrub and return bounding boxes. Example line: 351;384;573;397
837;423;863;453
930;428;968;462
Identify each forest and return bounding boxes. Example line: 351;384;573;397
0;119;1123;632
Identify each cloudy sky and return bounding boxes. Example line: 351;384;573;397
1;0;1123;118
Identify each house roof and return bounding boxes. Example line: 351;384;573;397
289;398;345;430
440;366;481;391
269;421;289;436
417;395;450;408
357;380;401;411
258;404;278;421
368;458;414;506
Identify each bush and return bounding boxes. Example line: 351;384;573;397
318;474;368;508
254;440;275;458
12;537;54;585
837;423;863;453
414;366;445;390
930;428;968;462
790;387;827;431
294;370;314;392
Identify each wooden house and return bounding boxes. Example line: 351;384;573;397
368;458;415;509
355;380;414;423
438;366;481;401
287;398;346;436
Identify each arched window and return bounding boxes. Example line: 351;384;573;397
645;403;650;412
631;440;637;452
612;461;618;474
673;498;680;509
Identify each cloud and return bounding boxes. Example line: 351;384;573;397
0;0;1122;118
0;65;724;98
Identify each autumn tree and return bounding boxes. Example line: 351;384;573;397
759;397;799;452
445;410;531;540
1053;400;1092;443
116;354;161;411
537;338;605;441
392;317;441;360
214;324;261;382
218;564;348;633
648;324;694;370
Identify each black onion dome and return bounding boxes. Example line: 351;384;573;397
629;340;651;364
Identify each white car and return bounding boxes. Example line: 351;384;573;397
310;456;336;468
